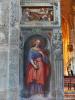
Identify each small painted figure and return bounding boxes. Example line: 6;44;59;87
67;64;73;76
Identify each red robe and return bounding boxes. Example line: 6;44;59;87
26;57;49;85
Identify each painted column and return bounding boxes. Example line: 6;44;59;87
52;28;64;100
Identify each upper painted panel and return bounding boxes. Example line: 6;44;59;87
20;2;61;27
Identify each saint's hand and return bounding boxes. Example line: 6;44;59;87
34;64;39;70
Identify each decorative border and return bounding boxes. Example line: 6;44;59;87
20;0;51;4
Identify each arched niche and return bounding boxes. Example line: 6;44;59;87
19;28;55;99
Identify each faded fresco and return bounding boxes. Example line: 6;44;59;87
25;39;50;96
19;28;52;99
